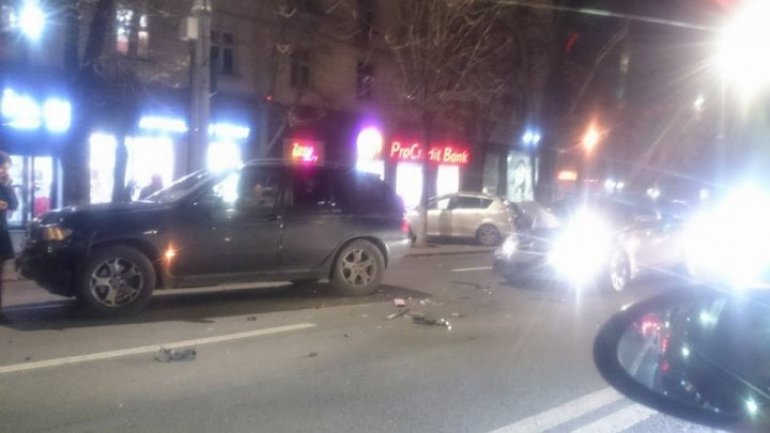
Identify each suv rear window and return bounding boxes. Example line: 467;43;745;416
332;171;403;215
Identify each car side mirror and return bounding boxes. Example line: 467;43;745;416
594;286;770;432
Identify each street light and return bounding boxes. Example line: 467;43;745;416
716;0;770;95
582;124;600;153
521;129;541;147
18;0;45;41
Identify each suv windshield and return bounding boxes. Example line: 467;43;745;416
143;171;213;204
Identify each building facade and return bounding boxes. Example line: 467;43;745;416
0;0;549;227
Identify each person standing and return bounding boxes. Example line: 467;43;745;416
139;174;163;200
0;152;18;320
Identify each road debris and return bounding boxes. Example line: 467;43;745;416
386;308;410;320
155;347;197;363
410;313;452;330
393;298;406;308
246;316;257;321
308;351;318;358
344;333;350;338
450;312;464;318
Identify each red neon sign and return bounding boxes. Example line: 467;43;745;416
389;141;470;165
285;139;324;164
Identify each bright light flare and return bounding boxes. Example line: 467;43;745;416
19;1;45;41
716;1;770;95
164;246;176;261
686;185;770;288
550;209;613;287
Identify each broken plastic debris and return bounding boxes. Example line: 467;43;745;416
155;347;197;362
393;298;406;307
386;308;410;320
410;314;452;330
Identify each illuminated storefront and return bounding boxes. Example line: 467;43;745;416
89;114;251;203
0;81;71;227
284;139;325;164
354;125;470;209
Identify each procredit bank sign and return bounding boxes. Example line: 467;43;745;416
389;141;470;165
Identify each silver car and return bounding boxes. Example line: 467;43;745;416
406;193;517;245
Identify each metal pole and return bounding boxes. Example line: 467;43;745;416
190;0;211;173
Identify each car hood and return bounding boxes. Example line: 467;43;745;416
39;201;172;226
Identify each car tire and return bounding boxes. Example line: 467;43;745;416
476;224;501;246
606;249;631;292
76;245;156;316
330;239;385;296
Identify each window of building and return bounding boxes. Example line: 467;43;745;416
115;6;149;57
290;49;311;89
356;62;374;100
211;31;236;76
357;0;376;33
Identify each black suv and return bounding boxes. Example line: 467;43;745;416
17;161;409;315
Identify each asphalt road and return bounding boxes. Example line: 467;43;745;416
0;252;722;433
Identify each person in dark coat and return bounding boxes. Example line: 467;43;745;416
0;151;18;320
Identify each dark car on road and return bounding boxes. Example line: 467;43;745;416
17;161;410;316
493;196;690;291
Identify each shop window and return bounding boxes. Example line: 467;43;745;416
291;168;331;211
211;31;236;76
507;152;534;202
290;49;311;89
356;62;374;100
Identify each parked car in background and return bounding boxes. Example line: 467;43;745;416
17;161;410;316
406;192;523;246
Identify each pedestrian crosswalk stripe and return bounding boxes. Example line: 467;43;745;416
489;387;623;433
569;403;656;433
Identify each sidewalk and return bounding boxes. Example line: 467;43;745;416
405;243;495;257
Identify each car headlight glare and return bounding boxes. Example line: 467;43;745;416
501;236;518;255
550;209;612;286
42;225;73;242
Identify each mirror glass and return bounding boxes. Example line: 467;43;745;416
617;290;770;421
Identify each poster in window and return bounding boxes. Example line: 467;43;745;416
507;152;534;202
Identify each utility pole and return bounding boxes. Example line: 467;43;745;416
189;0;211;173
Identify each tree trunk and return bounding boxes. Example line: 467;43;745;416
416;111;434;247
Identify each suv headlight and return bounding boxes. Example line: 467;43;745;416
42;225;73;242
501;235;518;255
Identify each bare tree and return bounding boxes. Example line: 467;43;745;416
386;0;522;246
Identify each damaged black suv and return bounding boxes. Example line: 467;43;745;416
17;161;409;316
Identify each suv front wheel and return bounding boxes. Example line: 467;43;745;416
331;240;385;296
77;245;156;316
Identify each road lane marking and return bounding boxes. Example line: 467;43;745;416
489;387;623;433
569;404;656;433
2;303;70;312
452;266;493;272
0;322;316;375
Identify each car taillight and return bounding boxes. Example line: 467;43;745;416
401;217;410;234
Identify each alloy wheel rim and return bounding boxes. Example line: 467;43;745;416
339;248;376;287
480;227;498;245
89;258;144;307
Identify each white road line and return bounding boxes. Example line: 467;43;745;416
0;322;316;375
569;404;656;433
452;266;493;272
489;388;623;433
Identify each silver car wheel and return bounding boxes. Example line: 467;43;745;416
478;225;500;246
89;258;145;307
339;248;376;287
610;252;630;292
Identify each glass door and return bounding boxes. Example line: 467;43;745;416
7;154;56;228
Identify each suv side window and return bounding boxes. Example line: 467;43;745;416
291;168;332;211
453;196;483;209
332;170;402;215
203;168;281;211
